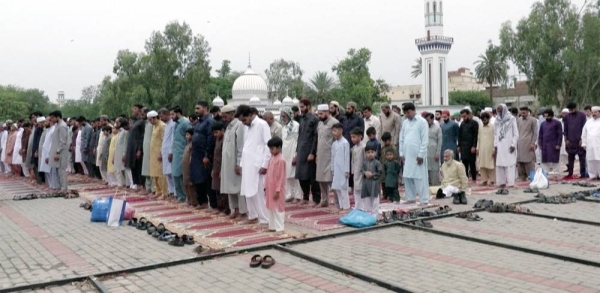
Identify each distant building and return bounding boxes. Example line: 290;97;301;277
488;81;537;109
57;91;65;107
448;68;486;92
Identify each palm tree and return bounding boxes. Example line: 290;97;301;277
474;41;509;105
309;71;336;104
411;57;422;78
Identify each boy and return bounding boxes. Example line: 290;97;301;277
331;123;350;210
183;128;198;207
350;127;365;210
365;127;380;160
361;145;382;215
380;132;395;199
383;149;401;203
265;137;286;232
211;122;228;214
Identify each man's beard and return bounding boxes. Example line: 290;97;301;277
345;111;353;117
319;116;328;121
443;118;449;122
546;118;553;122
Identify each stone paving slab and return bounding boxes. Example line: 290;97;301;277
30;282;98;293
0;181;195;290
433;211;600;263
521;201;600;223
289;227;600;293
98;250;392;293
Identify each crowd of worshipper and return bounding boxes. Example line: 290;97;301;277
0;99;596;231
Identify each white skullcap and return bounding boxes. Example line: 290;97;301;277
484;107;493;112
317;104;329;111
147;111;158;118
2;123;5;128
463;106;471;110
36;117;46;123
5;120;12;124
562;108;569;113
592;106;600;112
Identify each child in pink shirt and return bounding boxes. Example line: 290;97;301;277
265;137;286;232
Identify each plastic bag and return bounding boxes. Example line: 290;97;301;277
90;197;111;222
107;198;126;227
339;209;377;228
530;168;549;189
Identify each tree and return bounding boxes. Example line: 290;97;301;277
499;0;600;109
411;57;422;78
331;48;388;108
265;59;304;100
307;71;337;105
449;91;489;114
80;85;100;104
0;85;52;121
474;40;509;105
216;60;231;78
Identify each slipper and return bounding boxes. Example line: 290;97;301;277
456;212;469;219
501;189;509;195
137;217;148;230
473;199;486;209
523;188;538;193
158;231;175;241
147;225;157;235
382;212;392;223
249;254;263;267
156;223;166;234
128;218;138;227
422;220;433;228
182;235;195;245
151;231;161;238
495;189;503;195
482;200;494;209
261;255;276;269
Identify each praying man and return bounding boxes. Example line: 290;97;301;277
582;106;600;179
494;104;519;194
398;103;429;205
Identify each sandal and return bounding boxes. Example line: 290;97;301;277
382;212;392;223
136;217;148;230
501;189;509;195
523;188;539;193
473;199;485;209
158;231;175;241
456;212;469;219
495;189;503;195
147;225;157;235
466;213;483;221
261;255;276;269
168;236;185;247
128;218;138;227
249;254;263;267
182;235;195;245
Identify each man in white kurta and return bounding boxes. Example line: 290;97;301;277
13;125;28;176
398;104;430;205
160;109;175;195
494;104;519;190
280;107;302;202
0;121;10;173
41;121;58;189
582;107;600;179
240;108;271;225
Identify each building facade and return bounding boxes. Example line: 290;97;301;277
416;0;453;106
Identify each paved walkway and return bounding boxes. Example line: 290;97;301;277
2;174;600;292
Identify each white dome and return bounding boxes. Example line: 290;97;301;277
231;66;269;107
292;97;299;105
212;95;224;107
249;95;261;104
273;99;282;106
282;96;293;105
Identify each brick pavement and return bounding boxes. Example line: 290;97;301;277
289;228;600;293
98;250;391;293
520;201;600;223
0;180;194;290
433;211;600;263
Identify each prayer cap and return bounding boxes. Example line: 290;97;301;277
221;104;235;113
317;104;329;111
5;120;12;124
421;111;429;118
592;106;600;112
147;111;158;118
2;123;5;128
329;101;340;108
36;117;46;123
561;108;569;113
380;103;390;109
484;107;493;112
441;110;450;115
346;102;357;109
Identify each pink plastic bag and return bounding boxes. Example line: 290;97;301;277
123;203;135;220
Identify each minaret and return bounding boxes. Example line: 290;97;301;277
416;0;453;106
57;91;65;107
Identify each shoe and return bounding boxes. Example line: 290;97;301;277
452;193;461;204
563;175;574;180
459;192;468;205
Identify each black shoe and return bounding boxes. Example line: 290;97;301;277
452;193;461;204
459;192;468;205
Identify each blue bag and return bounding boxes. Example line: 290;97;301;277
90;197;112;222
339;209;377;228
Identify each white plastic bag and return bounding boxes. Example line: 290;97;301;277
530;168;549;189
106;198;126;227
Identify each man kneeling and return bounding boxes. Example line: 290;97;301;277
429;150;469;204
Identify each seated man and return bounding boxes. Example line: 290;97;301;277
429;150;469;204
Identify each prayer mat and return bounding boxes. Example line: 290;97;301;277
284;204;347;231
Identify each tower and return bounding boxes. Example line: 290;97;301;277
57;91;65;107
416;0;453;106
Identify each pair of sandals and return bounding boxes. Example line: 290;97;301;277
456;212;483;221
249;254;275;269
473;199;494;209
495;189;509;195
382;210;411;223
523;187;539;193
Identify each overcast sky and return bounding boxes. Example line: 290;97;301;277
0;0;586;102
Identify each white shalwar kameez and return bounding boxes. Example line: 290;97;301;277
0;130;9;172
281;120;301;200
399;115;430;204
75;131;88;174
582;116;600;178
12;128;23;165
41;126;58;189
331;137;350;209
494;105;519;187
241;116;271;224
